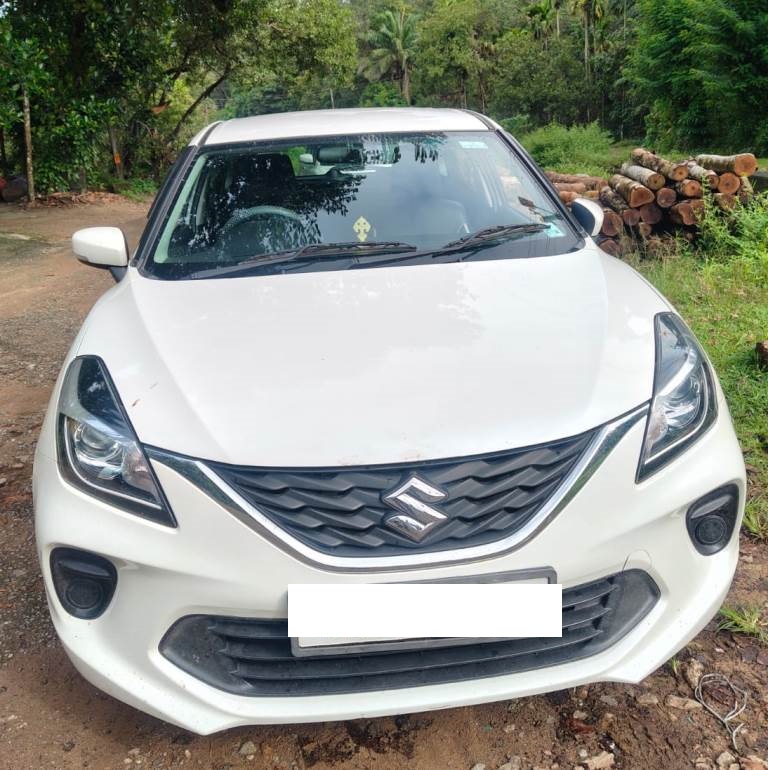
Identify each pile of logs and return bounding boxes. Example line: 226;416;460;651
547;150;759;256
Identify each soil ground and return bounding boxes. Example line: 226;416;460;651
0;197;766;770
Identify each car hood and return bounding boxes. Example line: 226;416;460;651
77;245;667;466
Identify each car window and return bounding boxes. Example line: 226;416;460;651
147;131;578;278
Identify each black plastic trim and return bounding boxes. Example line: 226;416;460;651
686;484;740;555
50;547;117;619
159;570;660;697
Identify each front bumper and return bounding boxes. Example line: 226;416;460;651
33;402;745;734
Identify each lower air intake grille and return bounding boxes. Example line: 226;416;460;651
160;570;659;697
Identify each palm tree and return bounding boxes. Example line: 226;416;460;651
359;8;419;104
527;0;554;46
570;0;605;82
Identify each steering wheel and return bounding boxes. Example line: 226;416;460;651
222;206;303;235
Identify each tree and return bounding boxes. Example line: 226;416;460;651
359;7;419;104
628;0;768;153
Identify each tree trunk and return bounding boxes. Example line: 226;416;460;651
610;173;655;207
713;193;737;211
630;148;688;181
674;179;703;198
558;190;580;205
638;202;662;224
716;172;741;195
685;162;718;190
108;126;124;180
669;200;704;226
619;162;665;190
167;67;230;146
554;181;588;194
695;153;758;177
546;172;607;189
599;185;640;225
596;236;621;256
401;62;411;105
0;127;8;175
600;208;623;237
21;83;36;206
655;187;677;208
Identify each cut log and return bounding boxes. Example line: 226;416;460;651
689;199;705;222
558;190;580;205
740;175;755;196
583;189;600;200
644;236;665;256
674;179;703;198
619;162;665;191
610;174;655;207
717;172;741;195
669;201;698;226
631;148;688;181
554;181;587;194
638;202;662;225
713;193;737;211
601;208;623;237
596;236;622;257
695;153;758;177
546;171;608;190
685;162;719;190
599;185;642;226
655;187;677;208
635;222;653;239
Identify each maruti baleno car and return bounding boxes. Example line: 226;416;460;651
33;108;745;733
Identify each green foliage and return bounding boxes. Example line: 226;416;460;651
743;495;768;540
718;606;767;644
519;122;614;174
628;0;768;153
359;82;407;107
111;176;158;201
697;193;768;277
489;30;585;125
359;8;419;103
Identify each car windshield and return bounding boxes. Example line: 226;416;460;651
146;131;578;279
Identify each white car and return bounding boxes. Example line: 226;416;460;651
33;108;745;734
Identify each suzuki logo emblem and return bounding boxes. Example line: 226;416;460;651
382;475;448;542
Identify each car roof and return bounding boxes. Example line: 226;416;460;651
191;108;494;146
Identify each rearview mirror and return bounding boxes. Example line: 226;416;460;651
72;227;129;268
570;198;604;237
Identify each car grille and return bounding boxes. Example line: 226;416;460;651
160;570;659;697
206;430;596;557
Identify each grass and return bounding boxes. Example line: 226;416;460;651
111;176;158;202
629;197;768;541
718;606;767;644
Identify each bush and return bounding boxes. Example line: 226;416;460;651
519;122;615;176
358;82;406;107
497;115;532;137
698;193;768;266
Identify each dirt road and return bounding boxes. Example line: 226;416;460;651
0;198;766;770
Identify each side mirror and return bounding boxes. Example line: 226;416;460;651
72;227;129;268
570;198;604;237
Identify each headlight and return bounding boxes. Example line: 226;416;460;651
57;356;175;525
637;312;717;480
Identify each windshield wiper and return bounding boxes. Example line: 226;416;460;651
438;222;549;252
187;241;418;279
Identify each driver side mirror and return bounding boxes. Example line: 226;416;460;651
72;227;129;268
570;198;604;237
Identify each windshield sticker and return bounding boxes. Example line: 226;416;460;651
353;216;371;242
544;223;564;238
458;140;488;149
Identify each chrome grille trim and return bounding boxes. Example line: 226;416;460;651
148;404;648;572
